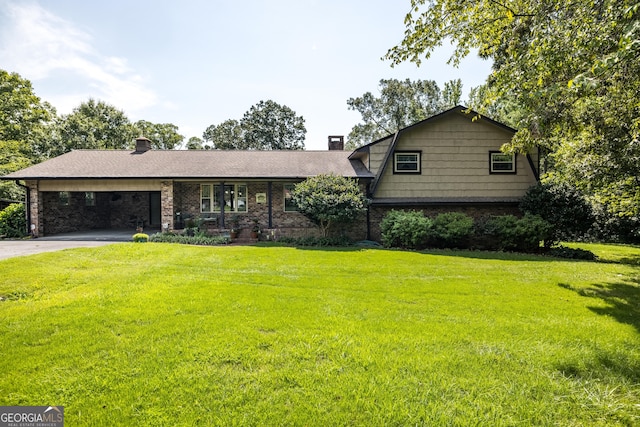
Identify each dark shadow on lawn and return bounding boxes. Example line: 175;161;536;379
559;278;640;334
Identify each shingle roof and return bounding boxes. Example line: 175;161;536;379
2;149;374;180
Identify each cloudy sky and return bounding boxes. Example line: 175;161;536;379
0;0;492;150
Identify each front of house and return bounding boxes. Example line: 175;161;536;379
3;106;540;240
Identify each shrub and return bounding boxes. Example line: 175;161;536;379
380;210;432;249
276;235;353;247
547;246;597;260
149;232;229;246
132;233;149;243
484;214;553;252
520;182;594;246
431;212;474;248
0;203;26;238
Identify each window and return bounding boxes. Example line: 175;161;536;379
85;192;96;206
490;151;516;173
59;191;70;206
283;183;297;212
393;151;421;173
201;184;247;213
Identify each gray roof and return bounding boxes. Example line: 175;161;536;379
3;149;374;180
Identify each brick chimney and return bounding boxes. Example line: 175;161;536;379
134;136;152;153
328;135;344;151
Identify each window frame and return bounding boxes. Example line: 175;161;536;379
58;191;70;206
201;183;248;213
85;192;96;207
393;151;422;174
489;151;516;174
283;183;298;212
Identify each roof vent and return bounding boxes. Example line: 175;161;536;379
328;135;344;151
134;136;152;153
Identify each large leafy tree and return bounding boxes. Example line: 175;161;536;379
386;0;640;237
291;174;368;237
54;99;137;156
204;100;306;150
346;78;462;148
134;120;184;150
0;70;56;199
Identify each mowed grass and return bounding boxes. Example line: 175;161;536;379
0;243;639;426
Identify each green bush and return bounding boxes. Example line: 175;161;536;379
380;210;433;249
485;214;553;252
431;212;474;248
276;235;353;247
132;233;149;243
547;246;597;260
0;203;26;238
520;182;594;246
149;232;229;246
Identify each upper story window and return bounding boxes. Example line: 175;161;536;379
201;184;248;213
393;151;421;174
490;151;516;173
283;183;297;212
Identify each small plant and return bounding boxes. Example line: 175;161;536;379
132;233;149;243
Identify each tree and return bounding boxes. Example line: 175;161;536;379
241;100;306;150
346;78;461;148
291;174;368;237
0;70;56;199
186;136;209;150
54;99;137;156
203;119;245;149
134;120;184;150
203;100;306;150
385;0;640;237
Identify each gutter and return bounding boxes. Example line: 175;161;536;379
14;180;32;237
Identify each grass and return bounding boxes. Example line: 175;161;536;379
0;243;639;426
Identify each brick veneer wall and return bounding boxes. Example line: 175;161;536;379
173;181;369;240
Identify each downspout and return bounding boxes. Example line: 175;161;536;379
15;180;31;236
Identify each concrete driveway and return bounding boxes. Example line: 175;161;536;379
0;229;140;261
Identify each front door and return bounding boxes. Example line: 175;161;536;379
149;192;161;227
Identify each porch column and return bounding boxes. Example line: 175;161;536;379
27;180;42;237
267;181;273;229
160;181;174;231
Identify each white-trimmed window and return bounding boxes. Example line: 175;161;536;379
85;192;96;206
283;183;297;212
490;151;516;173
393;151;421;173
201;184;247;213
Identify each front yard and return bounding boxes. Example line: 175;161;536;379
0;243;639;425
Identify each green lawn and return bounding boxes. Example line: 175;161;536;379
1;243;639;426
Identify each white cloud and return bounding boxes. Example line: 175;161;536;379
0;1;157;113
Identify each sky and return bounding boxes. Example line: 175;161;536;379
0;0;493;150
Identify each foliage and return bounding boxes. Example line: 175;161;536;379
185;136;209;150
483;214;553;252
275;235;353;247
346;78;461;148
54;99;137;156
520;182;594;246
149;232;229;245
1;244;639;425
385;0;640;238
431;212;474;248
0;69;56;199
132;233;149;243
204;100;306;150
547;245;597;261
380;209;432;249
0;203;26;238
134;120;184;149
291;174;368;237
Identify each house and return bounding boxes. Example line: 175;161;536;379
2;106;539;240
